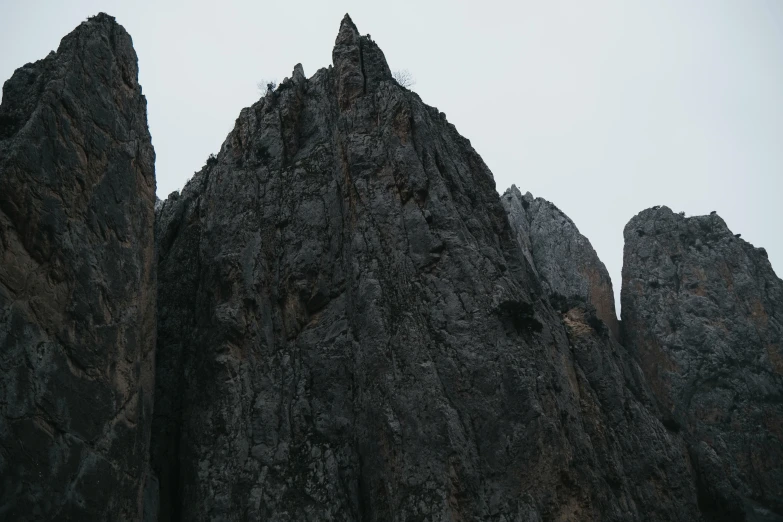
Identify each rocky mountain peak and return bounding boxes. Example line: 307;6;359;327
332;14;392;109
2;12;781;522
0;12;139;144
337;13;359;38
0;11;155;521
146;15;708;520
54;12;140;89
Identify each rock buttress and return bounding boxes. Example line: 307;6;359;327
622;206;783;521
502;185;620;340
0;13;156;521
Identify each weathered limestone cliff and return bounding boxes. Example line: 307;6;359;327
150;15;700;522
502;186;620;340
622;207;783;521
0;14;156;521
1;12;781;522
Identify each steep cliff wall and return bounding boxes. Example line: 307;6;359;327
151;15;701;522
502;186;620;340
3;11;780;522
622;207;783;521
0;14;156;521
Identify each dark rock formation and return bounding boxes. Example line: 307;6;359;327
150;14;702;521
0;13;156;521
622;206;783;521
4;11;781;522
502;186;620;340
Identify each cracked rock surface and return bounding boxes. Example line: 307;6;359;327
3;11;782;522
622;206;783;521
0;13;156;521
151;15;701;522
502;186;620;340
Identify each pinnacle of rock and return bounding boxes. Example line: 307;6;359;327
0;12;156;521
332;13;391;109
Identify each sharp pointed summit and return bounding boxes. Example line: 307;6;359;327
332;13;391;109
149;13;704;522
338;12;358;35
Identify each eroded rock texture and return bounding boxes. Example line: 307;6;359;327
6;10;780;522
622;206;783;521
151;15;702;522
0;14;156;521
502;186;620;340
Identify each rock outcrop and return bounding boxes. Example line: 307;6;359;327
3;11;782;522
0;14;156;521
622;207;783;521
502;186;620;340
150;14;702;522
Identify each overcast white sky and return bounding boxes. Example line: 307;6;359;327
2;0;781;312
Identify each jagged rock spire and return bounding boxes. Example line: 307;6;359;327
0;12;156;521
332;13;391;109
151;12;703;521
338;12;358;36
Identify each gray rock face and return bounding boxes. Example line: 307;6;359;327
151;14;701;522
7;11;781;522
502;186;620;340
0;13;156;521
622;206;783;521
